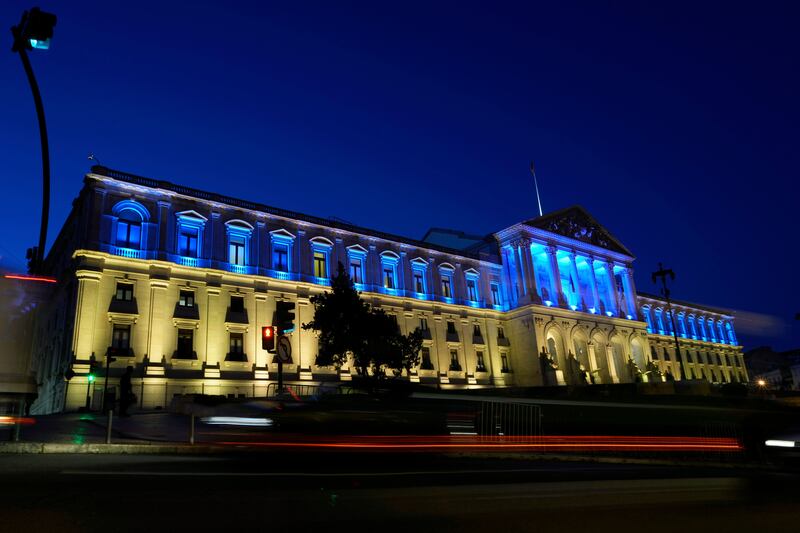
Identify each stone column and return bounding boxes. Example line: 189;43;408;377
72;270;103;359
503;247;520;306
253;221;263;271
209;212;222;262
369;244;380;288
567;251;584;310
157;201;171;259
296;229;307;279
587;341;599;377
333;238;346;274
605;261;621;317
620;265;637;319
521;241;541;304
147;278;170;363
587;257;601;314
546;246;567;307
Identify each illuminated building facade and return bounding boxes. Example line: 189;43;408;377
30;167;746;413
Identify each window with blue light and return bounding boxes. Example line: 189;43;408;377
112;201;149;252
179;228;199;257
175;211;207;261
466;279;478;301
379;252;400;291
490;283;501;306
441;276;452;298
349;259;363;283
383;267;395;289
273;245;288;271
116;211;142;249
229;235;246;266
464;270;480;302
413;272;425;293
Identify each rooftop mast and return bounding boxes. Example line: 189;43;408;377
530;161;543;217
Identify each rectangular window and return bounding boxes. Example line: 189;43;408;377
314;251;327;278
420;347;433;369
273;245;288;272
449;349;461;371
116;220;141;249
229;236;246;266
466;279;477;301
349;260;362;283
476;351;485;372
177;329;193;355
441;277;452;298
115;283;134;301
473;324;482;337
179;290;195;307
497;326;505;339
501;354;509;372
229;332;244;354
230;295;244;313
419;317;428;331
414;272;424;293
111;324;130;350
491;283;501;306
179;228;199;257
447;321;457;334
383;268;394;289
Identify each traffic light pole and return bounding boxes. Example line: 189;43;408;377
13;43;50;274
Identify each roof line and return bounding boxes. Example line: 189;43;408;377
637;291;733;316
89;166;498;264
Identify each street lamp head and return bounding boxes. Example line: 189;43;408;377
11;7;57;52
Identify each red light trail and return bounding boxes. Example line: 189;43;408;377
4;274;56;283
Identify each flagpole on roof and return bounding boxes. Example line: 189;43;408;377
530;161;543;217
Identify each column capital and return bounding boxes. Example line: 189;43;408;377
545;244;558;255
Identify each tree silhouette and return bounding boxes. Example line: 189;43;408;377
303;262;422;380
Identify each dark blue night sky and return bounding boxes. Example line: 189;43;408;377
2;1;798;350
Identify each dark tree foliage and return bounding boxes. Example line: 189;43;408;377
303;262;423;379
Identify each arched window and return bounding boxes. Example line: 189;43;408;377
116;209;142;249
112;200;150;250
642;307;654;333
725;322;737;345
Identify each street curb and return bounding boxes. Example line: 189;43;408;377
0;442;226;454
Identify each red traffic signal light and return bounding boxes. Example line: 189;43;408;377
262;326;275;352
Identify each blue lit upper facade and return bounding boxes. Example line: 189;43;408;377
89;168;506;310
492;206;640;320
638;293;738;347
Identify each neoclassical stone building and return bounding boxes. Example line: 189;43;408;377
29;167;745;413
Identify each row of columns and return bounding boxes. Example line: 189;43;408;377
505;239;637;319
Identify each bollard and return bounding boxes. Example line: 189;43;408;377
105;409;113;444
189;414;195;445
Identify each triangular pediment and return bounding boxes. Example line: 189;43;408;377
525;205;632;256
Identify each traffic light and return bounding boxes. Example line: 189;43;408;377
275;301;296;334
88;357;98;383
262;326;275;352
12;8;57;52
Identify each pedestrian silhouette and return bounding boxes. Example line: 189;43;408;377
119;366;134;417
